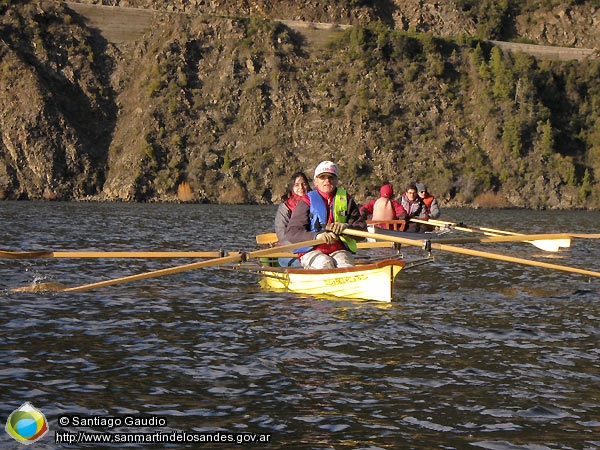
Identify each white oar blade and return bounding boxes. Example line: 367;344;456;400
529;239;571;252
558;239;572;248
468;226;570;253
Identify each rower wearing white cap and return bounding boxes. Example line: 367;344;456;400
285;161;367;269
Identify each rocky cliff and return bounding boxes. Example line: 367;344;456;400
1;0;600;209
68;0;600;49
0;1;117;199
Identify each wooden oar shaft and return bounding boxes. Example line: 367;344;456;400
55;251;224;258
246;239;323;258
423;220;515;239
56;238;324;293
63;253;245;292
477;226;519;236
380;220;600;241
430;242;600;278
0;250;224;259
430;233;572;245
410;218;453;228
342;229;600;278
357;241;396;249
410;218;573;252
343;229;426;248
412;217;519;235
0;250;54;259
416;219;600;241
255;241;395;258
411;218;483;235
255;232;395;249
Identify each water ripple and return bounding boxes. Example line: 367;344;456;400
1;205;599;448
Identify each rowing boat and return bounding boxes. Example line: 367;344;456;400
8;225;598;296
258;259;407;302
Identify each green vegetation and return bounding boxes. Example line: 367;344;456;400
454;0;600;39
2;1;600;207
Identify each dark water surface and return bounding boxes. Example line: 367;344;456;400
1;202;599;449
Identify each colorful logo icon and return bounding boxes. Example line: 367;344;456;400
5;403;49;445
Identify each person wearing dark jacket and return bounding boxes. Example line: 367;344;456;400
416;182;440;232
417;183;440;219
400;183;430;233
274;172;311;267
285;161;366;269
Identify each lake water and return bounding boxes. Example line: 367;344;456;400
1;202;599;449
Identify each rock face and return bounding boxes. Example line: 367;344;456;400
0;2;116;200
1;1;599;208
390;0;476;36
516;4;600;49
67;0;600;48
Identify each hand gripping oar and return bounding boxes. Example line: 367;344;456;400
342;229;600;279
11;238;323;293
410;218;570;252
0;250;224;259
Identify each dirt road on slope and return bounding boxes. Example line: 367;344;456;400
59;1;597;61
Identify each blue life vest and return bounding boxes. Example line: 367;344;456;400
294;189;357;253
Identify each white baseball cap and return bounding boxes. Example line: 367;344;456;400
314;161;339;179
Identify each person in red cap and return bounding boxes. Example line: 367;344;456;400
360;183;407;228
285;161;366;269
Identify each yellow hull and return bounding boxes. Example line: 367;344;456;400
259;259;405;302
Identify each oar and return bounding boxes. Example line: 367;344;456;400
0;250;53;259
0;250;224;259
253;241;397;258
423;220;600;241
427;233;573;246
571;233;600;239
11;238;324;293
410;218;570;252
343;229;600;279
358;226;575;247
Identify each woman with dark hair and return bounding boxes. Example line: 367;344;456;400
274;172;311;266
